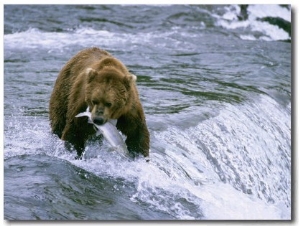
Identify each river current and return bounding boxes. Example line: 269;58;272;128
4;4;291;220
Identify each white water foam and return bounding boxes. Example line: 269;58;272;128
150;95;291;219
4;27;181;52
215;4;290;41
4;94;291;219
4;28;119;51
55;95;290;220
247;4;291;22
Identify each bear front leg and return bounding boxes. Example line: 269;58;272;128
64;140;85;159
61;124;87;158
124;123;150;158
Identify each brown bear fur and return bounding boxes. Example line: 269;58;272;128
49;47;150;158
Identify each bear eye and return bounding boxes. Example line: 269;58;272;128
92;100;99;105
105;102;112;107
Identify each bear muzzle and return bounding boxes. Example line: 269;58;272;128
92;116;107;125
90;105;108;125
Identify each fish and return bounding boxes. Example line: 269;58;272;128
75;107;129;157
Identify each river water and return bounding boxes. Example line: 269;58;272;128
4;4;291;220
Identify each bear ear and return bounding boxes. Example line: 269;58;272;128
129;73;137;81
123;74;136;90
86;68;97;83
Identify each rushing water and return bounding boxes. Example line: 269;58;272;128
4;4;291;220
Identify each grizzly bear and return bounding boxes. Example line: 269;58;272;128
49;47;150;159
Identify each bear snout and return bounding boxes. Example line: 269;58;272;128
93;116;106;125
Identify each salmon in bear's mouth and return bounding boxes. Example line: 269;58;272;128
76;107;129;157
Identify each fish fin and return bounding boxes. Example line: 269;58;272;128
75;112;89;117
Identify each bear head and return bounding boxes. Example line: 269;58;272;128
84;59;136;125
